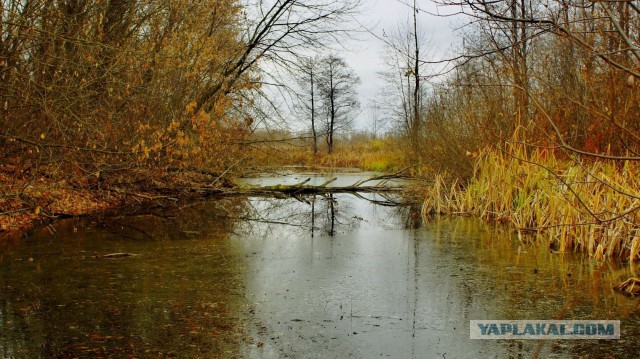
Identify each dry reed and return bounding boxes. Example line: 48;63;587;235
422;137;640;262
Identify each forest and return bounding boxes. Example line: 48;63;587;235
1;0;640;261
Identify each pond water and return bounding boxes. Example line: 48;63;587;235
1;172;639;358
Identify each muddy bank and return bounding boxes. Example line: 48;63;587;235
0;168;237;238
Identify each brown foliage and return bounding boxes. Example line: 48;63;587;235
0;0;254;234
0;0;249;183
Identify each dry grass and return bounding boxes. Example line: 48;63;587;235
255;138;406;172
422;137;640;262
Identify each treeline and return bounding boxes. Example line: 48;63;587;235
1;0;254;185
384;0;640;260
0;0;361;187
379;0;640;179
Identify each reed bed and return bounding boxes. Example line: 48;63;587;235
422;140;640;262
259;139;405;172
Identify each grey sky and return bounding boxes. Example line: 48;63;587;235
344;0;463;129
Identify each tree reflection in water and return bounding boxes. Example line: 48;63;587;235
4;188;639;358
0;197;255;358
233;192;420;239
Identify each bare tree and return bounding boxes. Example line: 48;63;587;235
367;98;389;140
296;57;320;154
410;0;422;153
317;54;360;154
195;0;363;114
378;3;432;158
429;0;640;157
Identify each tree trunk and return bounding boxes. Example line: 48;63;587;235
510;0;528;123
411;0;420;156
310;68;318;155
328;63;335;154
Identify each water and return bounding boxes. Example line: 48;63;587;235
1;172;639;358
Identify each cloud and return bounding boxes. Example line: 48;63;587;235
342;0;463;129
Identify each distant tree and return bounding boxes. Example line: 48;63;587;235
195;0;363;114
297;57;321;155
316;55;360;154
367;98;388;140
378;2;430;157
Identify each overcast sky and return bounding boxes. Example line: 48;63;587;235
343;0;463;130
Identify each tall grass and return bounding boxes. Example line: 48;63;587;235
253;138;406;172
422;139;640;262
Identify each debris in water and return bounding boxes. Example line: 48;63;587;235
94;253;138;259
614;278;640;298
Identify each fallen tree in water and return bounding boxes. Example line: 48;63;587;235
1;168;411;236
114;171;407;200
237;175;403;196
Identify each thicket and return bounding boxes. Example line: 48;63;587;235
1;1;253;183
0;0;362;230
411;0;640;260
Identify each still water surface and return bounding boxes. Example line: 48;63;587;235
1;172;639;358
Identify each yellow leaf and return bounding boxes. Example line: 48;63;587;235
40;133;45;140
35;206;41;215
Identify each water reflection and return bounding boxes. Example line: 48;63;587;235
421;218;640;358
0;199;251;358
233;195;640;358
0;181;639;358
235;192;416;237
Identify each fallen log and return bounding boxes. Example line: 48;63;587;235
238;177;404;196
78;253;139;259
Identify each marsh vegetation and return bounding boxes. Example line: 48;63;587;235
1;0;640;356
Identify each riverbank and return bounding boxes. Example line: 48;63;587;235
422;141;640;262
253;138;406;173
0;166;234;238
0;164;414;238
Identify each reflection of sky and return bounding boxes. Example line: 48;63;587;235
235;170;407;187
234;191;411;239
236;192;640;358
234;187;433;357
234;171;415;238
231;174;640;358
